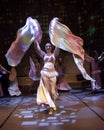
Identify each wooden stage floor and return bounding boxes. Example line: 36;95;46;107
0;88;104;130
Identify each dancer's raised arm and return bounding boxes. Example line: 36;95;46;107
34;40;45;58
54;47;60;58
98;51;104;62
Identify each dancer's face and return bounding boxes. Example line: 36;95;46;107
45;43;52;53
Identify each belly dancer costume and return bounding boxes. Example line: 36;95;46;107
37;54;58;110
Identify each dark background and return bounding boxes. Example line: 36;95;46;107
0;0;103;76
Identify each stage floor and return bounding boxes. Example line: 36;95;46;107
0;88;104;130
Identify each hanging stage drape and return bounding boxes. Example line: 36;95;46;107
49;17;95;84
5;17;42;67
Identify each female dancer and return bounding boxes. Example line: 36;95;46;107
56;57;71;91
29;56;42;93
8;67;22;96
85;52;102;91
34;40;60;115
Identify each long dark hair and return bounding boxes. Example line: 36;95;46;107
35;56;41;64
